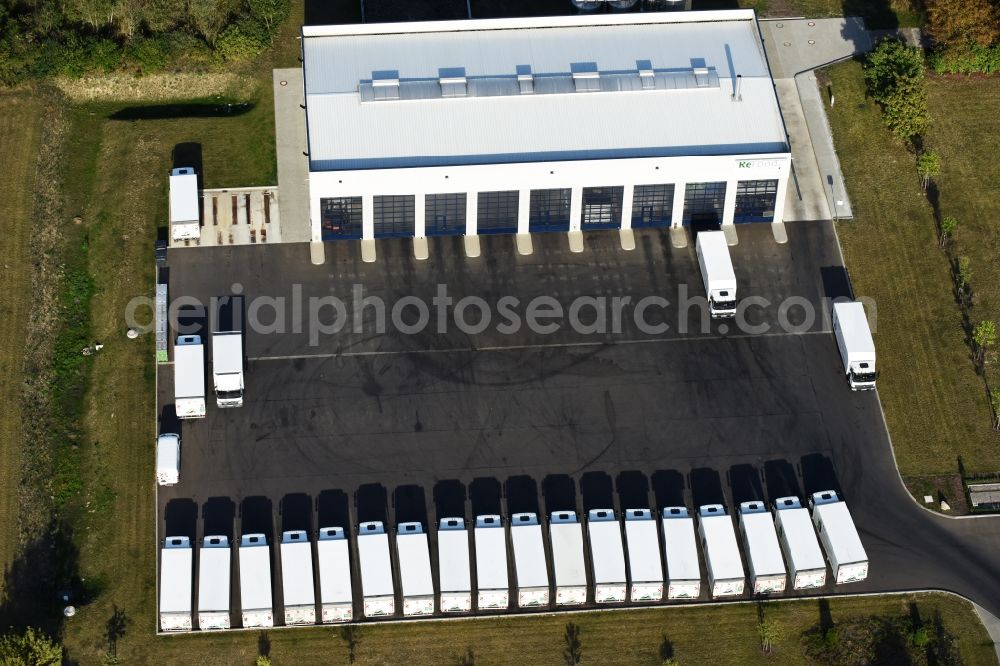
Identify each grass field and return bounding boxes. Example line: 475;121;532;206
824;61;999;480
0;94;45;592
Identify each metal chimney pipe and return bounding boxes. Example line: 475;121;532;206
733;74;743;101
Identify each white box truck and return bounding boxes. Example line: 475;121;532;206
211;331;244;408
696;230;738;318
159;536;193;632
396;522;434;617
661;507;701;599
155;433;180;486
697;505;745;598
280;530;316;625
474;515;510;610
510;513;550;608
810;491;869;584
738;501;787;595
437;518;472;613
587;509;627;603
316;527;353;623
549;511;587;606
197;535;231;630
169;167;201;242
773;497;827;590
832;301;878;391
173;335;206;419
358;521;395;617
623;509;663;602
238;534;273;628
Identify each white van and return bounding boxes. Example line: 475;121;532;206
156;433;180;486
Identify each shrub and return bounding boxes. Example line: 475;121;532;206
864;38;929;141
0;628;62;665
928;45;1000;74
216;18;270;61
125;37;170;74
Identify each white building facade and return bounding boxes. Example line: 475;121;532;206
301;10;790;251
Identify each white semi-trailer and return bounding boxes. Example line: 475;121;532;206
810;491;869;584
238;534;273;628
587;509;627;603
773;497;827;590
280;530;316;625
358;521;395;617
549;511;587;606
738;501;787;595
197;535;231;630
316;527;353;623
173;335;206;419
474;515;510;610
698;505;745;598
661;507;701;599
396;522;435;617
437;518;472;613
159;536;193;632
211;331;244;408
832;301;878;391
510;513;550;608
623;509;663;602
169;167;200;242
696;230;738;318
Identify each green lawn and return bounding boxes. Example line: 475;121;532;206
825;60;999;481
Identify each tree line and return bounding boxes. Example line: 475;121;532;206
925;0;1000;73
0;0;289;84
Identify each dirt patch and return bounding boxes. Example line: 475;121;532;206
904;474;969;515
53;72;253;103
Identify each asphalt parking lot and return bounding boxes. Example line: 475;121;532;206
157;222;1000;627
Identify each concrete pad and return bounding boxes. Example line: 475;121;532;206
309;241;325;265
361;239;376;263
797;71;853;219
464;235;481;258
619;228;635;251
973;602;1000;662
272;69;311;243
760;18;870;78
771;221;789;244
774;78;830;222
722;225;739;246
414;236;429;261
567;230;584;253
516;233;533;256
670;227;688;249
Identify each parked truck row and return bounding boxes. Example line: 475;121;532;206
159;493;868;631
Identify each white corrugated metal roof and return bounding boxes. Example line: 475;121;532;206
280;533;316;607
198;538;231;612
160;540;192;614
302;11;786;171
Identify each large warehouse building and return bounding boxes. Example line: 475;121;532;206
301;9;790;260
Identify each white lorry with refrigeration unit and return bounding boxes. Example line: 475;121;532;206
474;515;510;610
173;335;206;419
238;534;273;628
698;505;745;598
159;536;193;631
587;509;627;603
155;433;180;486
358;521;395;617
696;230;738;318
773;497;827;590
169;167;201;242
623;509;663;602
661;507;701;599
738;501;787;594
197;535;231;630
832;301;878;390
510;513;550;608
396;522;435;616
211;330;244;408
437;518;472;613
316;527;353;623
549;511;587;606
280;530;316;625
810;491;869;584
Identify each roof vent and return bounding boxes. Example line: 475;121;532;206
372;70;400;100
439;67;467;97
693;66;710;88
516;64;534;94
637;60;655;90
571;62;600;92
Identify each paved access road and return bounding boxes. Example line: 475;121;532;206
158;222;1000;622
